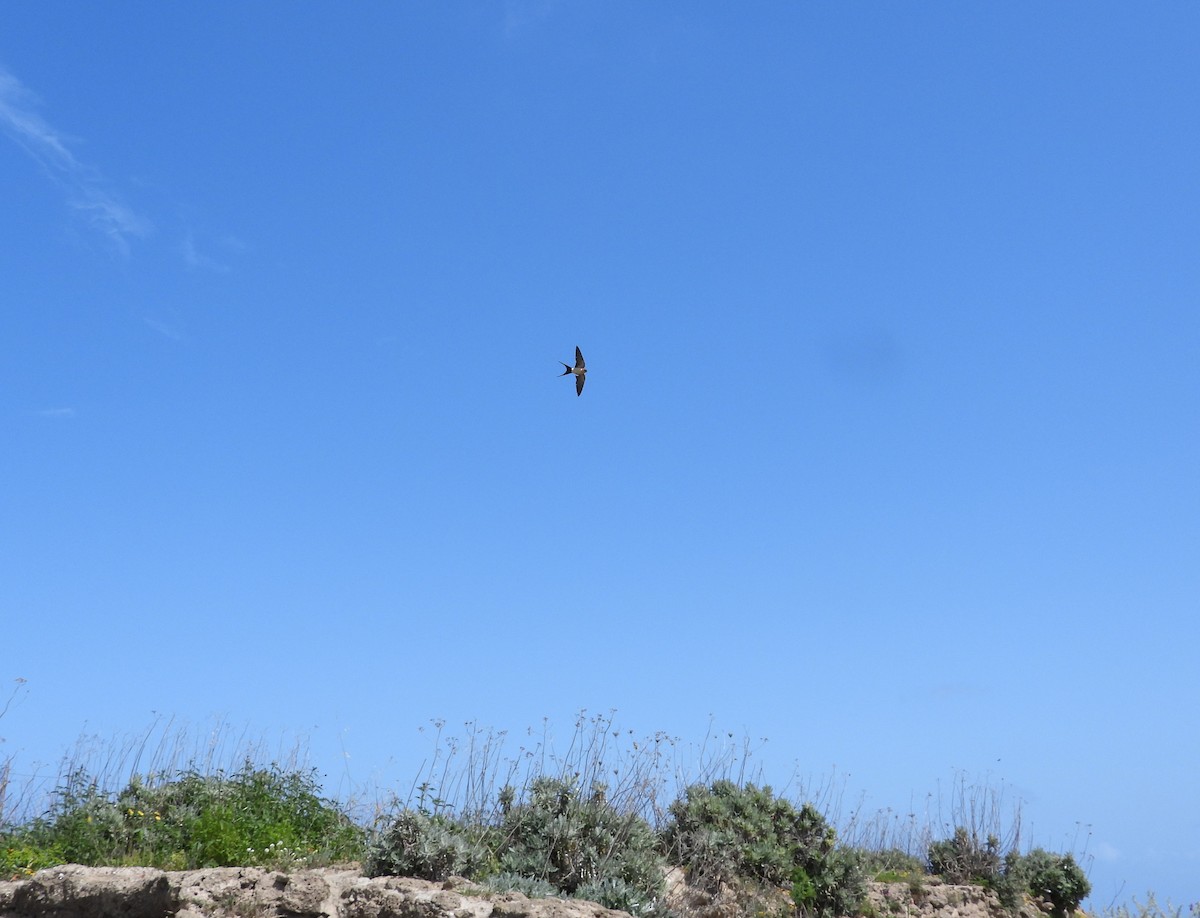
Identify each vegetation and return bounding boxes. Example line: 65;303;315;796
493;776;665;906
858;847;927;882
1103;896;1200;918
663;779;835;887
661;779;867;918
1;761;363;874
927;826;1002;885
368;776;666;916
998;848;1091;918
365;809;492;881
919;828;1090;918
0;709;1113;918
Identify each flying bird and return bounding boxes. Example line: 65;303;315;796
560;346;586;396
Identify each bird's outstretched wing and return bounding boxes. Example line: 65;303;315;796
575;373;585;396
575;346;585;369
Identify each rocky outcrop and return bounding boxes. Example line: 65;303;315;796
866;877;1047;918
0;866;1056;918
0;866;633;918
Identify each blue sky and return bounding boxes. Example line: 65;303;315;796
2;1;1198;908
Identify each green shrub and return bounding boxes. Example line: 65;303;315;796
1003;848;1090;917
33;769;126;866
662;780;834;888
857;847;927;881
662;780;866;918
367;777;666;915
992;851;1027;909
365;810;494;881
496;777;665;915
575;876;659;915
791;866;817;911
148;764;361;868
927;826;1001;885
0;838;65;879
18;762;363;870
806;847;869;918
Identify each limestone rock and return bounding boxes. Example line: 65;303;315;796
866;876;1046;918
0;865;1058;918
0;866;634;918
4;865;175;918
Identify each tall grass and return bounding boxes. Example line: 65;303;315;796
3;706;1094;908
0;678;30;829
831;771;1028;867
3;714;315;826
399;711;768;827
1;713;364;875
393;714;1096;909
1101;896;1200;918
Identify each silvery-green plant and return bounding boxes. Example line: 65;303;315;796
365;810;493;881
496;776;666;915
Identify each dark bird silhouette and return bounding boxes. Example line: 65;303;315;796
560;346;586;396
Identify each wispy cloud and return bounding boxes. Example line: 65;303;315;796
180;230;249;273
0;65;151;254
180;233;232;273
142;313;184;341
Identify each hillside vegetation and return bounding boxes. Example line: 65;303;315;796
0;713;1114;918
